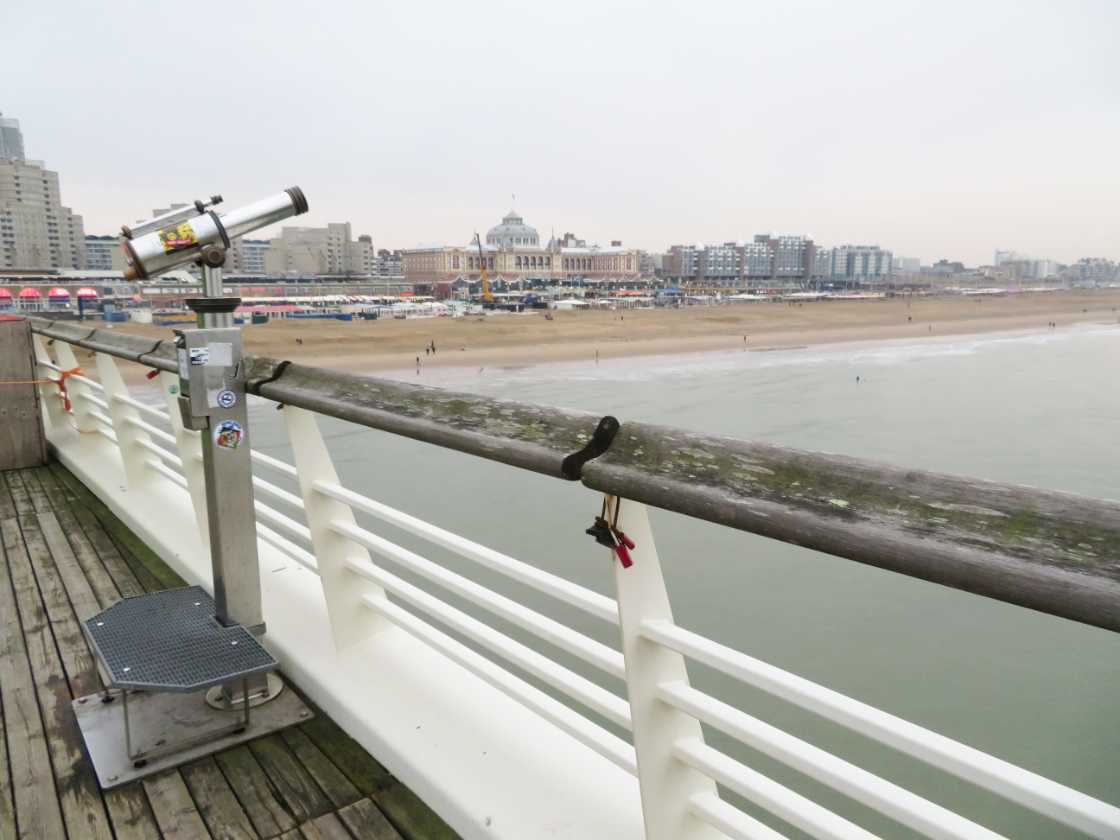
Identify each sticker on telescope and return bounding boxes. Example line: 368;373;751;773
214;419;243;450
189;347;209;365
177;349;190;379
216;389;237;409
158;221;198;253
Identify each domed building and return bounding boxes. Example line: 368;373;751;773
402;208;642;293
486;211;539;249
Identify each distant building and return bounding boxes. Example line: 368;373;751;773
927;259;967;276
486;211;540;248
700;243;742;283
264;223;374;276
755;234;814;282
1074;258;1117;285
663;245;702;282
228;238;270;274
639;251;664;277
893;256;921;275
663;235;817;286
830;245;893;282
147;203;189;220
85;235;127;271
992;251;1059;281
374;248;403;277
402;209;641;287
0;112;85;270
0;112;26;161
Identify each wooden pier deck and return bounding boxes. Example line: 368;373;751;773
0;462;458;840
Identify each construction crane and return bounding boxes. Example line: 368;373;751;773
474;232;493;303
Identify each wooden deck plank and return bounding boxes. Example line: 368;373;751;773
181;756;261;840
280;727;361;810
102;783;164;840
4;471;35;517
144;768;213;839
2;464;457;840
298;713;392;795
33;468;131;608
248;734;335;825
15;469;52;514
298;811;352;840
215;745;299;837
0;519;97;840
70;501;152;596
0;672;19;840
35;466;146;598
45;463;162;593
0;473;17;520
6;513;114;839
0;518;68;840
375;782;458;840
47;462;185;590
16;512;101;694
33;469;170;840
336;797;403;840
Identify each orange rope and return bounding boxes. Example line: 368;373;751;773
0;366;83;411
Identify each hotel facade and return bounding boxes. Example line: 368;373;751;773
402;211;642;289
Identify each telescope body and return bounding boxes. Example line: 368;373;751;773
123;195;223;240
122;187;308;279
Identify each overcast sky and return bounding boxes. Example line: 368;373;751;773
5;0;1117;264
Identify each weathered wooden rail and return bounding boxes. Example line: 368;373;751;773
29;316;1120;635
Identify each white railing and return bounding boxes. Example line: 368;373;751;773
29;336;1120;840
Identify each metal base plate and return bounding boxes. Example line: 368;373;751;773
73;685;312;789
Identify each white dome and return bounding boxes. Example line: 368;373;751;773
486;210;539;249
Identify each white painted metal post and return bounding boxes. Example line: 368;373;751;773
96;352;154;488
283;406;388;648
31;334;63;431
610;497;723;840
53;341;97;433
160;370;211;550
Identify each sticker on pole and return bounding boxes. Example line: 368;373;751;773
216;389;237;409
189;347;209;366
214;419;244;450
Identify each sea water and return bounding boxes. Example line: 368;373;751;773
246;324;1120;838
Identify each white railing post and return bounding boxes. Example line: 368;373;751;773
53;341;98;434
160;370;211;549
95;352;153;488
283;406;388;648
609;497;723;840
30;334;63;430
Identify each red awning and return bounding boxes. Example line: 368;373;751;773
19;287;41;298
48;286;70;297
0;288;12;299
76;287;98;298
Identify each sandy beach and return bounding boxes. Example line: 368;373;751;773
94;289;1120;381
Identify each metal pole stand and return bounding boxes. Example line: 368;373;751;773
178;250;283;708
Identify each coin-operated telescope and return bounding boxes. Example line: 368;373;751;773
121;187;309;281
121;187;308;328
